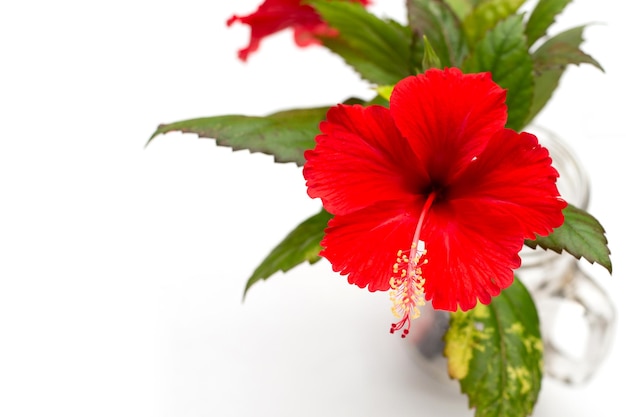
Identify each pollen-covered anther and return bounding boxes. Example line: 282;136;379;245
389;242;427;338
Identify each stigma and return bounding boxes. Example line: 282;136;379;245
389;240;427;338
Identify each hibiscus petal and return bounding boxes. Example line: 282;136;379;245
304;104;428;216
390;68;508;185
450;129;566;239
421;199;523;311
227;0;322;61
320;201;420;292
227;0;371;61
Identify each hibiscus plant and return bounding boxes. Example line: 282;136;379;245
148;1;611;416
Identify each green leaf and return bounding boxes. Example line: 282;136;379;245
527;25;603;126
310;0;414;85
445;278;543;417
441;0;481;20
462;0;525;47
147;106;329;166
243;209;332;297
406;0;467;68
462;15;534;131
422;35;442;70
525;204;612;273
533;26;604;70
524;0;572;47
525;67;562;126
376;85;394;101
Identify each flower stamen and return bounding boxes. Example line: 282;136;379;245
389;242;427;338
389;192;436;338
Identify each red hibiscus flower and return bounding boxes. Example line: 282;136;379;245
303;68;566;337
227;0;371;61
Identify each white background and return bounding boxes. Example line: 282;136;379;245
1;1;625;416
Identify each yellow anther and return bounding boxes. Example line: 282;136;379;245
389;240;428;338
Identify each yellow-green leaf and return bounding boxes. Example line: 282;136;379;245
445;278;543;417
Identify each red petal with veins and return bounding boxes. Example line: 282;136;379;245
449;129;566;239
391;68;508;185
304;104;428;216
418;129;566;311
303;68;566;313
421;198;524;311
321;201;420;292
